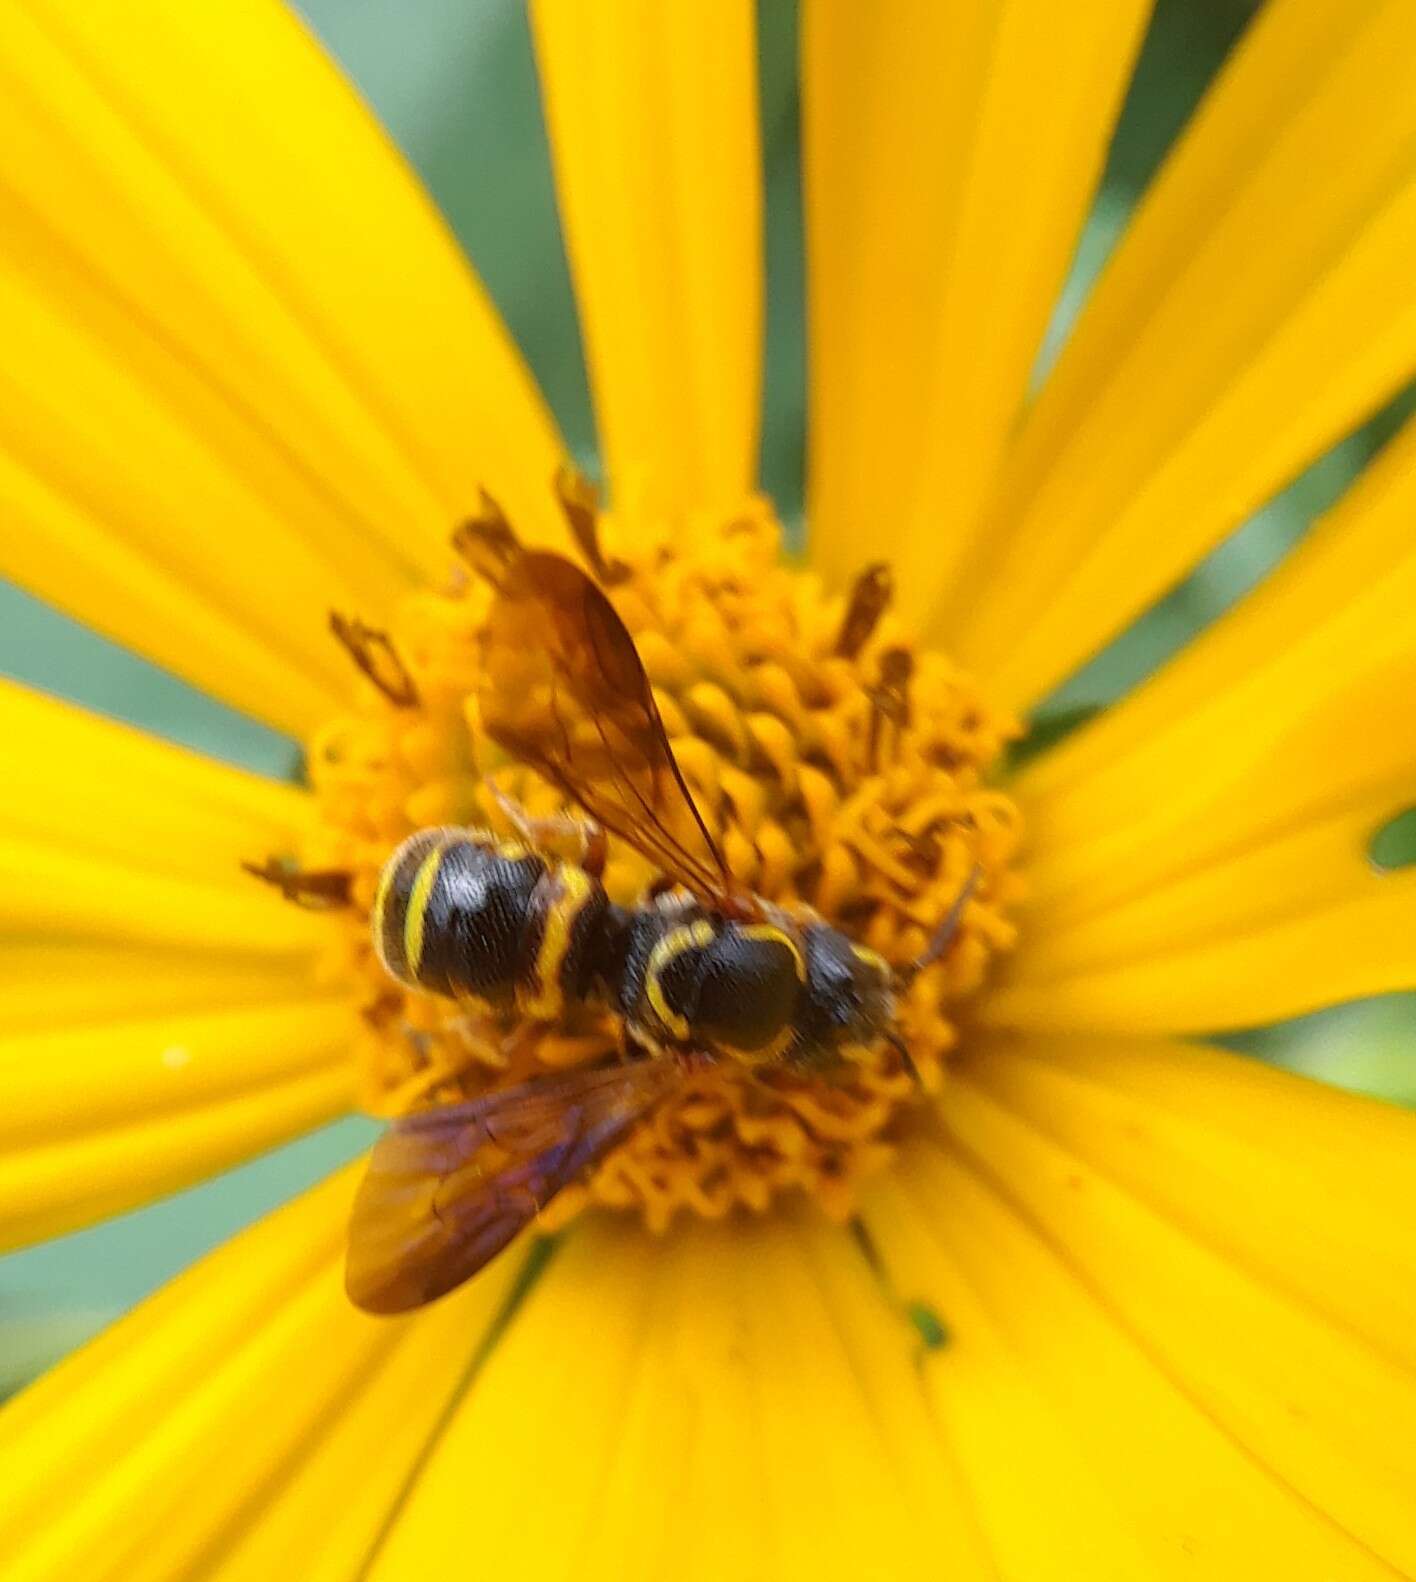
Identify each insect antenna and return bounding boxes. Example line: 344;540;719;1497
881;1028;922;1084
895;865;980;990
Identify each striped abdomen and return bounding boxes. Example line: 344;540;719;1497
371;827;610;1021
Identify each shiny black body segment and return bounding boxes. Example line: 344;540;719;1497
373;828;896;1070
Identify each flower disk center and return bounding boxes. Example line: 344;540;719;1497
305;505;1023;1230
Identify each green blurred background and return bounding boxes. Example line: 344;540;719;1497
1;0;1411;1392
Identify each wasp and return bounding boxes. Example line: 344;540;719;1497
345;534;976;1314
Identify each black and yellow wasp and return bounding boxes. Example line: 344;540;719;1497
344;531;975;1314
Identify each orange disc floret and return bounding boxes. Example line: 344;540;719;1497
304;498;1024;1230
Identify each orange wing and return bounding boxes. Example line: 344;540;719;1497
346;1060;680;1314
477;548;750;913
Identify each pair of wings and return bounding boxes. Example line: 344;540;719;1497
349;547;745;1314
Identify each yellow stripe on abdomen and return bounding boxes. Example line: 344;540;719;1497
370;853;398;955
402;842;448;980
521;865;594;1020
737;922;806;983
644;920;715;1042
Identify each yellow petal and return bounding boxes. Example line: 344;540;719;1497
862;1049;1415;1578
0;1165;528;1582
0;998;356;1251
370;1213;992;1581
944;1036;1416;1574
802;0;1150;611
943;0;1416;711
0;837;330;957
980;822;1416;1033
0;677;310;885
530;0;762;529
0;678;328;959
992;410;1416;1032
860;1178;1161;1579
0;944;316;1034
957;1032;1416;1377
0;0;566;735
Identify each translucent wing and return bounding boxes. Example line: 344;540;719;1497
346;1059;680;1314
478;549;750;913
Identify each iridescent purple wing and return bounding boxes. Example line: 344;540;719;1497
346;1060;679;1314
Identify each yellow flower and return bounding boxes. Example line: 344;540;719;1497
3;0;1416;1577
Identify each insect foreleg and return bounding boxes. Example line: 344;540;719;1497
482;777;607;878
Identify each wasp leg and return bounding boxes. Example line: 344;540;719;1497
381;1016;535;1113
242;857;353;910
637;881;699;932
448;1013;540;1069
483;779;607;879
329;612;420;707
615;1024;667;1066
896;865;980;987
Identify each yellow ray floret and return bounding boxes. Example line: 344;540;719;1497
864;1115;1407;1579
364;1211;991;1582
944;0;1416;709
0;999;357;1252
802;0;1151;622
0;678;311;884
997;410;1416;1031
530;0;762;529
0;1166;528;1582
0;0;568;733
